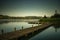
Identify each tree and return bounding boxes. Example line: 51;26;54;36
43;15;47;18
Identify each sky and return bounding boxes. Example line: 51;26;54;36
0;0;60;17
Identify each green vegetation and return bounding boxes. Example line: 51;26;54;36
39;18;60;22
39;11;60;24
0;15;10;19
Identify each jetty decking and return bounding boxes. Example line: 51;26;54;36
0;23;52;40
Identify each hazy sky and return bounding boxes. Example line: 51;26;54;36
0;0;60;17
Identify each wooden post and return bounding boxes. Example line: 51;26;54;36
14;27;16;31
22;26;23;30
1;29;4;35
32;25;33;27
38;22;39;26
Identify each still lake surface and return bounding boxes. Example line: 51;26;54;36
29;26;60;40
0;19;39;34
0;19;60;40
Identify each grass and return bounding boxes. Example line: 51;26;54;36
39;18;60;23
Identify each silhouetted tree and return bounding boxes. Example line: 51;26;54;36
51;10;60;18
43;15;47;18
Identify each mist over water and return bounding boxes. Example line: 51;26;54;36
0;19;39;34
0;19;60;40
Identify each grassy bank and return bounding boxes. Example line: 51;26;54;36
39;18;60;23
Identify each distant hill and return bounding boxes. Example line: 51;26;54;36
0;15;41;19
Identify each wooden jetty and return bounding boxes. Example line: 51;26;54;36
0;23;52;40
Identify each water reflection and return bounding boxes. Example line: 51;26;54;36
29;24;60;40
0;21;38;34
53;24;60;32
0;21;9;24
0;19;39;24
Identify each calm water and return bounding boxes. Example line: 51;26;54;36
0;19;60;40
29;26;60;40
0;19;39;34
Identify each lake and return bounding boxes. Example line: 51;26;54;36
29;25;60;40
0;19;39;34
0;19;60;40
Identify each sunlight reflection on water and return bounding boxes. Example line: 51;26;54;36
0;22;38;34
